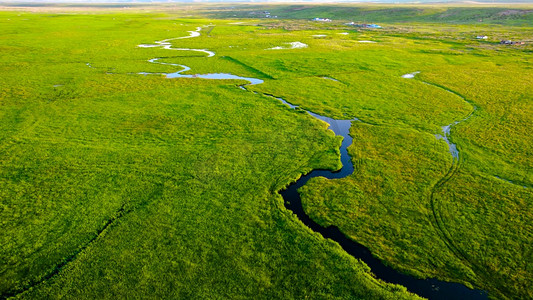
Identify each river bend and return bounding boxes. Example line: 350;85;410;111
137;27;488;300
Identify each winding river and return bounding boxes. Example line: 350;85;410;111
138;27;488;299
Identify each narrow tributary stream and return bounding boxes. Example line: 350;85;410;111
138;28;488;300
402;71;477;160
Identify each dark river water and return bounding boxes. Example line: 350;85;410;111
139;36;488;298
278;112;487;300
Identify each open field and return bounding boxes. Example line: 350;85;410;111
0;4;532;300
206;4;533;25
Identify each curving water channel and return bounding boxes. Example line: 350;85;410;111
401;71;481;161
138;28;488;299
402;72;477;160
138;26;215;57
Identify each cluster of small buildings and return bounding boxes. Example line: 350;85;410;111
250;11;277;18
346;22;382;28
263;11;278;18
312;18;332;22
475;36;526;45
500;40;525;45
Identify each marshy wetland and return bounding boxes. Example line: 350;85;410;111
0;4;532;300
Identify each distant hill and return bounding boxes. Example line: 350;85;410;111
1;0;532;26
206;4;533;25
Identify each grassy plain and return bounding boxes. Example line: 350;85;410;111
0;11;417;300
0;4;532;300
208;4;533;26
231;18;532;298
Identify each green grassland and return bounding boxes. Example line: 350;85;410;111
240;16;531;300
0;12;416;299
207;4;533;25
0;5;532;300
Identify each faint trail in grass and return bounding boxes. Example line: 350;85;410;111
2;184;164;300
134;31;488;300
274;98;486;299
403;72;491;287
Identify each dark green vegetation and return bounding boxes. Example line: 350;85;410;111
1;4;532;300
208;4;533;26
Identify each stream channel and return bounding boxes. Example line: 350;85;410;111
138;28;488;300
